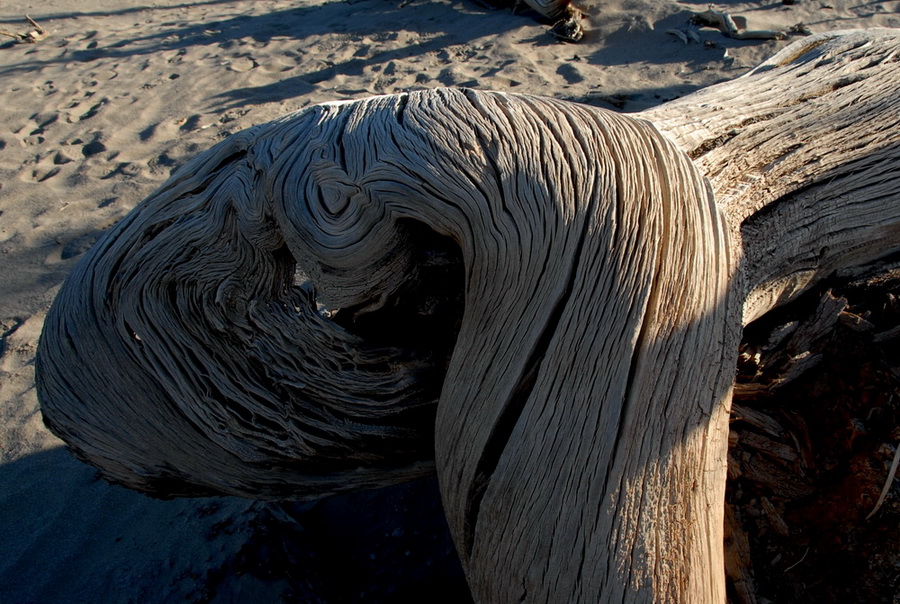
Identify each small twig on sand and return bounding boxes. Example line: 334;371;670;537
0;14;48;44
692;9;787;40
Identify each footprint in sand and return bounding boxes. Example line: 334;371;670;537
79;98;108;121
177;114;204;133
33;167;61;183
27;112;59;136
60;233;100;260
168;49;187;64
81;139;107;157
53;149;76;165
139;123;158;142
100;161;143;181
148;153;179;175
556;63;585;85
225;56;257;72
20;151;62;183
16;112;58;149
79;30;99;49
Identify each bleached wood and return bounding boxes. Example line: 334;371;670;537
36;29;900;603
644;29;900;323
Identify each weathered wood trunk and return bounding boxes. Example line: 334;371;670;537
644;30;900;323
36;30;900;602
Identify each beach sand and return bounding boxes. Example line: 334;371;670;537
1;1;898;601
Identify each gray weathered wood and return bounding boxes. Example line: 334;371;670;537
36;29;900;602
644;29;900;322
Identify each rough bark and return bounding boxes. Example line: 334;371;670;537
36;29;900;603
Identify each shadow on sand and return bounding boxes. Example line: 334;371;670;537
0;0;765;112
0;446;470;603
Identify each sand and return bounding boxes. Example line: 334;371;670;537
1;0;897;601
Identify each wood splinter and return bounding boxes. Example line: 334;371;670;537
0;15;47;44
692;9;787;40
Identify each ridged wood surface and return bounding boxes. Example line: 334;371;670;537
37;29;900;603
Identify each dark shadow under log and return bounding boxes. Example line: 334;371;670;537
37;29;900;603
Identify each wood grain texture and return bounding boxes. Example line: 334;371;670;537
36;29;900;603
36;122;442;499
645;29;900;323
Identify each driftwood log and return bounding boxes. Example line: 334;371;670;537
37;30;900;602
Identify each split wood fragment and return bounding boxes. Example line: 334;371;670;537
867;441;900;520
0;15;47;44
692;9;787;40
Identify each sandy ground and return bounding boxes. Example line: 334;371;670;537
1;0;898;601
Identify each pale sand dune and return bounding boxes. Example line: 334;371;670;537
1;0;898;601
